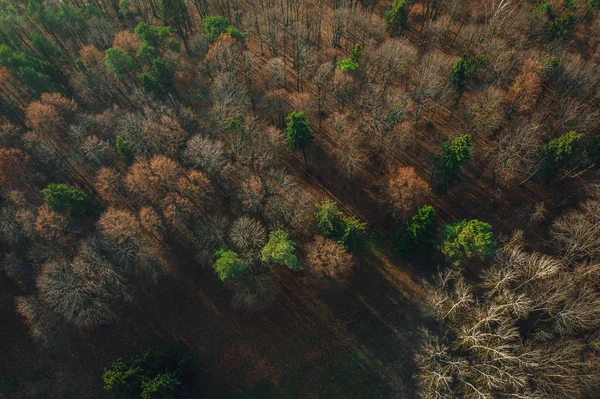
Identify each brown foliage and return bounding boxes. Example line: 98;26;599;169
79;45;105;68
94;167;124;205
305;236;354;283
34;206;67;242
97;208;142;245
112;31;140;53
507;60;543;113
0;148;30;188
386;166;431;219
139;206;165;240
25;93;77;131
126;155;183;202
141;114;187;156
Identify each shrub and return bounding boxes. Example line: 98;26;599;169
213;248;246;281
439;220;497;267
262;230;301;271
395;205;437;258
41;183;87;214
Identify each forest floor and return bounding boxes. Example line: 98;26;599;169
0;235;426;399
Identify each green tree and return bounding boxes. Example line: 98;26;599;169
134;23;173;46
340;216;366;251
542;131;583;180
285;111;313;167
316;199;345;239
116;136;134;164
315;200;365;250
450;55;484;94
139;60;174;100
591;0;600;10
41;183;86;214
439;219;497;267
262;230;301;271
203;16;230;41
140;372;180;399
433;134;472;194
547;13;575;40
395;205;437;258
384;0;409;36
103;346;196;399
214;248;246;281
158;0;190;51
105;47;134;79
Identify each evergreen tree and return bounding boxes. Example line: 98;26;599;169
384;0;409;36
439;219;497;267
285;111;313;167
262;230;301;271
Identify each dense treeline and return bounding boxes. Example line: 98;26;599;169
0;0;599;397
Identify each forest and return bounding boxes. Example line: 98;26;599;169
0;0;599;397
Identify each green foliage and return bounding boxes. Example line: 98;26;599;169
140;372;180;399
533;2;555;19
115;136;134;164
337;44;362;72
315;200;366;250
158;0;190;32
340;216;366;251
442;134;472;173
262;230;301;271
350;44;362;63
337;58;358;72
384;0;409;35
0;44;63;95
316;199;346;238
104;47;134;79
433;135;472;194
591;0;600;10
285;111;313;151
134;23;172;46
439;220;497;267
542;131;583;179
395;205;437;258
227;119;241;131
168;39;181;52
136;42;158;64
139;60;174;100
564;0;576;10
31;33;62;59
450;55;484;93
103;346;196;399
214;248;246;281
41;183;86;214
547;13;575;40
203;16;230;41
226;27;246;42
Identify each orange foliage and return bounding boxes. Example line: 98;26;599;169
306;236;355;282
386;166;431;219
79;45;105;68
112;31;141;53
507;60;543;113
